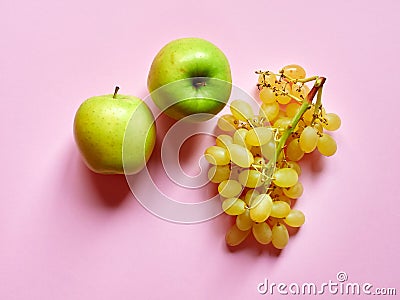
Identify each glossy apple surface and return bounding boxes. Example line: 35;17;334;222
74;91;156;174
147;37;232;120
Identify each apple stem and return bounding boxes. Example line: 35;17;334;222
113;86;120;99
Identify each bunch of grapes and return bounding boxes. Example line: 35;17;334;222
204;64;341;249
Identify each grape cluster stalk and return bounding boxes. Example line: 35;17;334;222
204;64;341;249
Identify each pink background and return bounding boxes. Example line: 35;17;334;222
1;0;399;299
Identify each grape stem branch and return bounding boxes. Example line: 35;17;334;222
273;77;326;163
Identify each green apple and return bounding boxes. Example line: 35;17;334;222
73;87;156;175
147;37;232;120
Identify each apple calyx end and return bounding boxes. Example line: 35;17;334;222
191;78;207;89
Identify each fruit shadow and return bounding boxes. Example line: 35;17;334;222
155;113;211;166
85;167;130;208
71;146;131;208
299;150;325;176
227;235;282;257
154;112;176;142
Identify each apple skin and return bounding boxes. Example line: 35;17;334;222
73;93;156;175
147;37;232;120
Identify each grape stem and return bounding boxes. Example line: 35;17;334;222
255;70;321;87
311;85;324;125
279;72;320;84
273;77;326;163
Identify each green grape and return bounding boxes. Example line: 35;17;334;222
257;74;264;85
273;117;292;131
216;134;233;149
271;223;289;249
275;83;292;105
252;222;272;245
302;84;310;98
217;114;237;132
303;106;314;124
285;102;301;118
283;181;303;199
314;121;324;134
270;200;291;218
236;209;253;231
222;198;246;215
244;189;260;206
299;126;319;153
227;144;254;168
230;100;254;121
259;101;280;122
259;87;276;104
225;224;251;246
290;83;307;100
204;145;230;165
276;109;287;120
260;139;276;161
273;168;298;188
245;127;273;147
281;64;306;79
317;133;337;156
258;72;277;86
286;161;302;176
207;165;231;183
304;105;327;123
238;169;263;188
284;209;305;227
249;194;273;222
218;179;243;198
324;113;341;131
233;128;250;148
286;138;305;161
